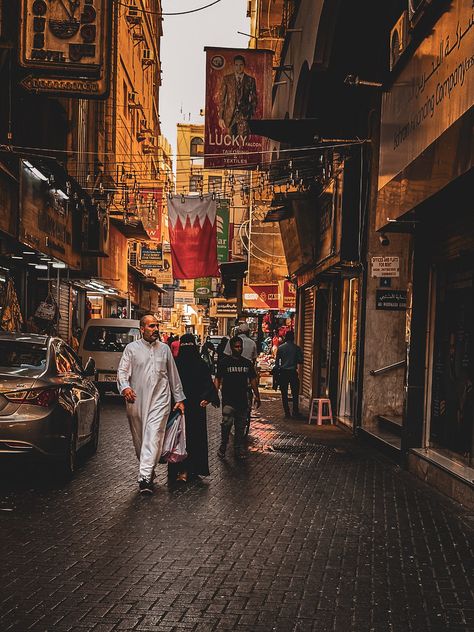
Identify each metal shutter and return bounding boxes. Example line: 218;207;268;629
51;281;71;342
301;287;315;403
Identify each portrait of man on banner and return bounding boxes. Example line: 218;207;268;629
204;47;273;169
218;54;257;138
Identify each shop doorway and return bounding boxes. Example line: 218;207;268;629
429;259;473;464
338;277;359;425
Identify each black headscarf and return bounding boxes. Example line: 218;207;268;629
176;333;218;404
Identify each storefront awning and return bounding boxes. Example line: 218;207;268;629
248;118;321;145
110;218;150;239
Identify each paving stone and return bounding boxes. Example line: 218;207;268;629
0;395;473;631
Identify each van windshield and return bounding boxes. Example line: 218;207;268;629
83;326;140;352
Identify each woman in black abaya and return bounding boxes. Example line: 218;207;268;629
170;333;219;482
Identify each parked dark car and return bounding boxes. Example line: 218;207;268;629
0;333;100;475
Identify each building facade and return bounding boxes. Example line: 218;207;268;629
247;0;474;506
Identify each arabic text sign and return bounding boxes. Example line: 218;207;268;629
376;290;407;311
204;47;273;169
379;0;474;189
371;256;400;278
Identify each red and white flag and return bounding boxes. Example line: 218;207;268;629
167;195;219;279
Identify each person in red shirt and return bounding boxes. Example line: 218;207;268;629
171;337;180;358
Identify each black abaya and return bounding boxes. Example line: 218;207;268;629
173;350;219;477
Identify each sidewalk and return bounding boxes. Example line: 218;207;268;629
0;394;472;631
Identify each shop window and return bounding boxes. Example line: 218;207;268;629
189;175;203;193
208;175;222;192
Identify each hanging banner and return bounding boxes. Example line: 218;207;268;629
194;277;212;299
167;194;219;279
204;47;273;169
153;250;173;284
278;280;296;310
140;187;163;242
216;200;230;263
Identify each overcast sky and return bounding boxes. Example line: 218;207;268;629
160;0;250;155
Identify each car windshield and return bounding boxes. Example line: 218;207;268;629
83;326;140;352
0;340;47;375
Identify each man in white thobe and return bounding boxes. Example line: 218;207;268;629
117;314;185;493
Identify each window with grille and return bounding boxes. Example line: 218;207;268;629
208;175;222;192
190;137;204;157
189;175;203;192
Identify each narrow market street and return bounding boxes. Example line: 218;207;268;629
1;396;473;632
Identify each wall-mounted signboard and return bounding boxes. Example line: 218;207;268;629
376;289;407;311
19;0;112;98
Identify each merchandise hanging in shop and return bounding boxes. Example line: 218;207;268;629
0;278;23;332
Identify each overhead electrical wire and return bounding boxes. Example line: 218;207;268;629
117;0;224;16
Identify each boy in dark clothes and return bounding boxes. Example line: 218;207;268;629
215;335;261;459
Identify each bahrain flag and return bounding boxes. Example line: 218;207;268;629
167;194;219;279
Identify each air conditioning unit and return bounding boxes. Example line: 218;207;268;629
142;142;155;155
390;10;410;71
140;118;152;134
126;1;142;24
142;49;155;65
128;90;140;109
128;241;139;266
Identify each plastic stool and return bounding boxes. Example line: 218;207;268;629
308;398;333;425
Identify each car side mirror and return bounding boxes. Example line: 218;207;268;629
83;357;96;377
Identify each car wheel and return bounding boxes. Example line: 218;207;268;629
60;426;78;477
85;409;100;456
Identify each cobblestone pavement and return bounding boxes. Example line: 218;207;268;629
0;394;473;632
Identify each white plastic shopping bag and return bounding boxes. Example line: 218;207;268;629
160;410;187;463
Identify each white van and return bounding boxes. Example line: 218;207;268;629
78;318;141;395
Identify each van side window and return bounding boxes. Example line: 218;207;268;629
83;326;140;352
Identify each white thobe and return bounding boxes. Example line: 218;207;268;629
117;338;185;481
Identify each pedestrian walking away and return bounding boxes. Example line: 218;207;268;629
275;330;304;418
215;335;260;460
117;314;185;494
170;333;220;483
223;322;257;362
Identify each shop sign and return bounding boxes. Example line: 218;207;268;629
243;284;279;310
378;0;474;191
19;0;112;98
161;289;174;308
0;170;17;237
194;277;212;299
175;291;194;305
375;289;407;311
216;200;230;262
278;280;296;310
210;298;237;317
371;256;400;278
161;307;172;322
204;47;273;168
19;161;81;268
140;245;162;268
